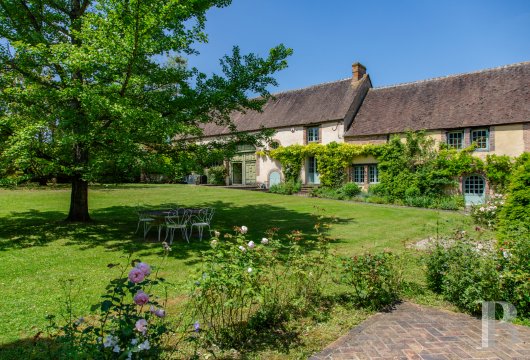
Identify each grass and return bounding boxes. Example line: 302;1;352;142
0;184;475;357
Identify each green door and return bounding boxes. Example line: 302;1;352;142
464;175;486;205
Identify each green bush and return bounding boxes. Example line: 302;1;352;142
207;165;227;185
338;251;403;309
425;242;450;293
498;154;530;239
365;195;388;204
404;195;434;208
311;183;361;200
310;186;344;200
498;231;530;318
434;195;464;210
425;238;501;315
404;186;421;198
269;180;301;195
339;182;362;197
191;226;331;348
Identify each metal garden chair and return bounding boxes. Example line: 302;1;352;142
188;208;215;241
135;207;155;240
165;209;192;244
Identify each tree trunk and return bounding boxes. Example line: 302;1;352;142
67;175;91;222
65;0;91;223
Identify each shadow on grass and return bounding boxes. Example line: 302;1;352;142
0;201;354;257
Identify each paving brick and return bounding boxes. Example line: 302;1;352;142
310;302;530;359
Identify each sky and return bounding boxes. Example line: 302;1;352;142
186;0;530;92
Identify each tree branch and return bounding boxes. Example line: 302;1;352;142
119;0;141;97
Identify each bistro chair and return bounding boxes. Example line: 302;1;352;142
165;209;192;244
189;208;215;241
135;206;155;240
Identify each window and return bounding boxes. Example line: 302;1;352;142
307;127;319;143
471;128;489;151
353;165;365;183
368;165;379;183
446;131;464;149
464;175;485;195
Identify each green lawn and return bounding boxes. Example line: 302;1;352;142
0;184;473;356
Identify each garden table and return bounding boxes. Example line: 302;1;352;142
142;208;203;241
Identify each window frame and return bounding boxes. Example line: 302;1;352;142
368;164;379;184
352;165;365;184
446;130;464;149
470;128;490;151
306;126;320;143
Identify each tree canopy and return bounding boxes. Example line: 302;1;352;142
0;0;292;221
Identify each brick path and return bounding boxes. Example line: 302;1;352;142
310;302;530;360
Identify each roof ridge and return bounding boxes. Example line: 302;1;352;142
373;61;530;90
269;77;352;96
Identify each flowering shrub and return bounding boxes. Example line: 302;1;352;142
337;251;403;309
470;194;505;228
497;232;530;318
190;224;332;349
425;234;502;315
46;247;175;359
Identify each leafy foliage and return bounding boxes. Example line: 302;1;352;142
498;154;530;239
269;179;301;195
310;182;361;200
206;165;227;185
497;232;530;318
470;194;505;229
0;0;292;219
46;255;180;359
338;251;403;309
269;142;382;186
425;236;501;314
191;225;332;349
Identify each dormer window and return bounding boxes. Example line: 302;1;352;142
471;128;489;151
307;126;320;143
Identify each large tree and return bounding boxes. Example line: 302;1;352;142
0;0;291;221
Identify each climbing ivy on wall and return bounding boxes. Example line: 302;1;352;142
267;142;383;187
264;132;520;199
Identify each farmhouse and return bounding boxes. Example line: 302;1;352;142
197;61;530;203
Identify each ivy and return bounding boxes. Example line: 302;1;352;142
268;142;383;186
263;132;521;203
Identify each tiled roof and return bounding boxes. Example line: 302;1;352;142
345;61;530;137
200;76;369;137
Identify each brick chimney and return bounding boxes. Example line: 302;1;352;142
352;62;366;81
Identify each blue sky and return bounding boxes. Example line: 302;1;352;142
187;0;530;91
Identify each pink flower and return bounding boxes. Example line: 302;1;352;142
136;262;151;276
247;241;255;249
133;291;149;306
154;309;165;318
128;268;145;283
135;319;148;334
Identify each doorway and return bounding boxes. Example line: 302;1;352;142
307;156;320;185
463;175;486;205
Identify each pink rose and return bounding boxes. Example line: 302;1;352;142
135;319;148;334
136;262;151;276
128;268;145;283
133;291;149;306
